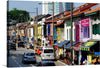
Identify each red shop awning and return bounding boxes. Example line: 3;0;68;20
72;43;84;51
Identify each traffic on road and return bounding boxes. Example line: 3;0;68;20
7;40;66;67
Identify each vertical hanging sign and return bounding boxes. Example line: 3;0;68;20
81;17;89;27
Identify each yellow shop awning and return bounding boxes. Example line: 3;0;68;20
80;41;97;51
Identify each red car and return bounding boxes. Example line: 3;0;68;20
37;47;43;55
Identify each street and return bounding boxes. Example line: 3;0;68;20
8;47;67;67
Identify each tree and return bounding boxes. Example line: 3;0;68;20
29;17;33;22
7;8;30;25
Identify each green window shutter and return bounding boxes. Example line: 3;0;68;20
94;18;97;21
66;23;71;26
96;24;98;34
99;23;100;34
94;24;97;35
92;25;94;34
97;24;99;34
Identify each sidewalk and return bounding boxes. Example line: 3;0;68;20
56;60;68;66
55;56;71;65
58;59;71;65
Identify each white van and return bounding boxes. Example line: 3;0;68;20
41;46;55;61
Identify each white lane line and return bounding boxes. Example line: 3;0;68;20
11;57;22;67
57;60;68;66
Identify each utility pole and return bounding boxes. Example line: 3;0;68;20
52;2;54;46
36;8;38;46
52;2;56;58
70;3;73;65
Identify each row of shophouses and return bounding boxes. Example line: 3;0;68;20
8;3;100;65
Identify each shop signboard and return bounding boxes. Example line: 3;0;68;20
13;32;15;35
74;21;80;25
81;17;90;27
25;29;27;36
94;52;100;55
50;23;53;36
57;27;61;41
54;27;57;39
38;26;42;39
48;24;51;35
35;25;37;37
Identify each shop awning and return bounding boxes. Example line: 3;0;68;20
80;41;97;51
57;41;69;47
72;43;84;51
85;12;98;16
64;42;78;49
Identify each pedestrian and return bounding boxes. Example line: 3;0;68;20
81;56;85;65
74;57;78;65
91;62;94;65
94;57;100;65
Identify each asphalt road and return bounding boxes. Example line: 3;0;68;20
7;47;67;67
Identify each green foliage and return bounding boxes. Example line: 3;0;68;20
29;17;33;21
7;8;30;24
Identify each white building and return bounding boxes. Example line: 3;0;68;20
42;1;71;15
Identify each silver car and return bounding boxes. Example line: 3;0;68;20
22;52;36;64
41;47;55;61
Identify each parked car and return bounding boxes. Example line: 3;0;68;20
35;61;56;66
18;41;25;48
41;46;55;61
7;42;16;50
26;44;34;49
22;52;36;64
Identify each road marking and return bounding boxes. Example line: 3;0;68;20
12;56;16;59
56;60;68;66
11;57;22;67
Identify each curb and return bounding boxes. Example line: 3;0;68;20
57;60;68;66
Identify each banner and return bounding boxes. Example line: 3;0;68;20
54;27;57;39
48;24;51;35
81;17;90;27
57;27;61;41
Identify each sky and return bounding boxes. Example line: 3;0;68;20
8;1;84;18
8;1;42;18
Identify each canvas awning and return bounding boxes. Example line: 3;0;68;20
57;41;69;47
80;41;97;51
72;43;84;51
64;42;78;49
85;12;98;16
